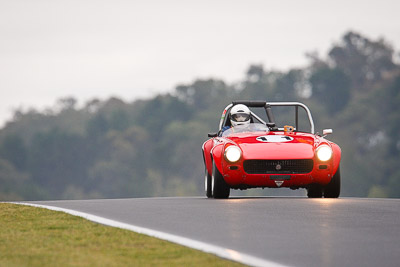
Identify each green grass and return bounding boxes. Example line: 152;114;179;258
0;203;245;267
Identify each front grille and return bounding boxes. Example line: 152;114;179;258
243;159;314;174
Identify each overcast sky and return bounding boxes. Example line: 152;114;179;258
1;0;399;127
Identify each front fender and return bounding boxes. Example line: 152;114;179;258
211;142;225;174
202;139;214;176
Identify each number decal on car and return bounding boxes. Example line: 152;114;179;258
256;136;294;142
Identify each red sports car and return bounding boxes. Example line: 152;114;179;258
202;101;341;199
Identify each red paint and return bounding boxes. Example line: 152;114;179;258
203;131;341;189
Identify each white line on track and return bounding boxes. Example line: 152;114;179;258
11;202;290;267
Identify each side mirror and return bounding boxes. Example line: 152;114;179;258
322;129;333;137
208;132;218;138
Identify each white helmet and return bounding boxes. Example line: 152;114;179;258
230;104;251;127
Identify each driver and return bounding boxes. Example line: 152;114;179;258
222;104;251;133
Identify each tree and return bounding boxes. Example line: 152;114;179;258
329;31;396;87
176;79;230;110
241;65;274;99
87;126;153;198
137;94;193;134
0;134;27;170
86;113;110;138
275;69;307;100
309;67;351;113
28;128;90;197
57;97;77;111
0;159;28;200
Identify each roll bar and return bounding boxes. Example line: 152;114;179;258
219;101;315;134
232;100;267;107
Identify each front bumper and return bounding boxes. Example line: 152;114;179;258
222;161;333;189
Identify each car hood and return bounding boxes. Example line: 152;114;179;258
226;132;316;160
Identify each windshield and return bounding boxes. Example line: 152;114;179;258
222;123;269;137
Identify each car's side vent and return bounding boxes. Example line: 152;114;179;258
243;159;314;174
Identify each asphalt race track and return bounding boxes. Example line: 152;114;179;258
25;197;400;267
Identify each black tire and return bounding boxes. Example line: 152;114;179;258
205;167;212;198
324;166;341;198
307;184;323;198
212;162;230;199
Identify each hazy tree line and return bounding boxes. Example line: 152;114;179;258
1;31;399;200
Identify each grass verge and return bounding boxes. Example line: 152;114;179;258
0;203;245;267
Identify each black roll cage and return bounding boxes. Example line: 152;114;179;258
219;100;315;134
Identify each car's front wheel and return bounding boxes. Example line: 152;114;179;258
212;162;230;199
324;166;341;198
307;184;323;198
205;168;212;198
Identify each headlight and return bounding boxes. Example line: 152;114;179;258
316;145;333;161
225;146;242;163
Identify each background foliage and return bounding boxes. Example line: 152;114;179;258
1;31;399;200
